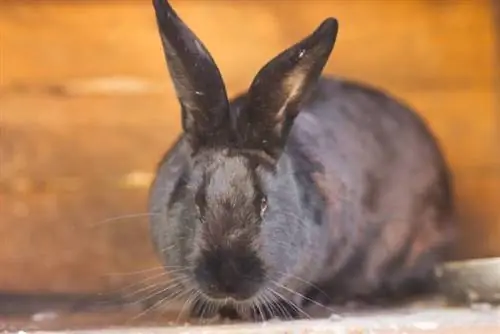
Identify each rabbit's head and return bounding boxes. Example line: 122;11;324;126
152;0;338;304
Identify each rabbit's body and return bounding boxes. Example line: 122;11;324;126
150;76;455;311
263;77;454;304
148;0;456;320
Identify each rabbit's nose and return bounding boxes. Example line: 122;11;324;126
194;248;264;301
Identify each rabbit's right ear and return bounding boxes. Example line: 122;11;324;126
153;0;232;151
237;18;338;160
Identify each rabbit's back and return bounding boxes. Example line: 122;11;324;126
288;76;456;301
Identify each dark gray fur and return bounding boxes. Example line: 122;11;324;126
148;0;457;320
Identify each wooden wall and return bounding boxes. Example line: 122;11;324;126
0;0;498;293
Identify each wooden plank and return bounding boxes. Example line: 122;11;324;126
0;0;498;293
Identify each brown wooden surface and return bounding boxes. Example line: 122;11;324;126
0;0;499;293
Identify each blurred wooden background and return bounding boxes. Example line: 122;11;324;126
0;0;498;294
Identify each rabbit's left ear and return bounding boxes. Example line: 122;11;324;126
237;18;338;160
153;0;232;151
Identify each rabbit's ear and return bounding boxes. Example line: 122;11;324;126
239;18;338;159
153;0;232;150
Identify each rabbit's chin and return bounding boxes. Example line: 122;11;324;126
190;292;293;321
193;291;304;321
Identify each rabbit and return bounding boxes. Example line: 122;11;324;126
147;0;457;321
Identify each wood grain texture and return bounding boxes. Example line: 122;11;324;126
0;0;498;293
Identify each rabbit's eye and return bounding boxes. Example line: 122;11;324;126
194;189;206;223
260;196;268;217
195;204;205;223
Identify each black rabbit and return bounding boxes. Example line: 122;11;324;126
148;0;457;321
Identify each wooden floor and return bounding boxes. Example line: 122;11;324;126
0;0;498;294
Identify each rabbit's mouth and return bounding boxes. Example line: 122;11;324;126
194;280;263;305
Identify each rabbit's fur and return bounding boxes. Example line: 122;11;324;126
148;0;457;320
